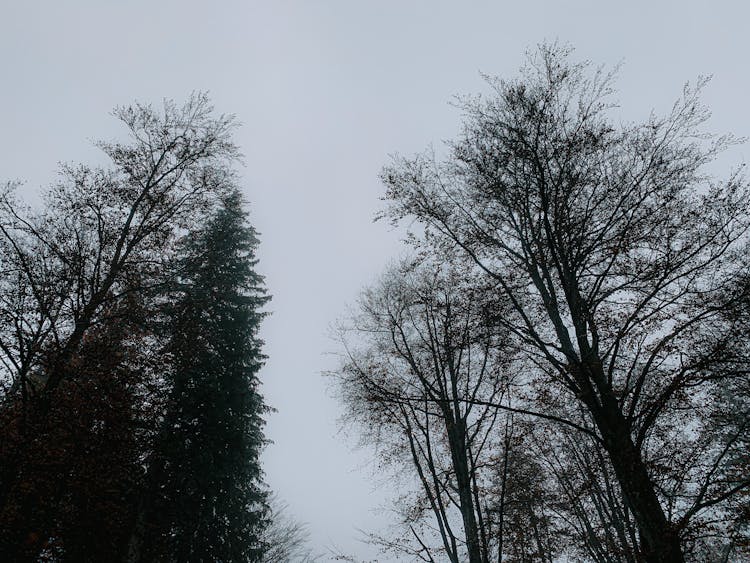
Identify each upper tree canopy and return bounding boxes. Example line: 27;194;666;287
0;93;240;401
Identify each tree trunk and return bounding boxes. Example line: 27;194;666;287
589;391;684;563
446;419;484;563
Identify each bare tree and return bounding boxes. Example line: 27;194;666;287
380;44;750;562
334;258;559;563
0;92;239;404
261;494;320;563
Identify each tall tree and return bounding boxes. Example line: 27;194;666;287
380;44;750;562
133;189;271;562
0;93;241;558
335;258;559;562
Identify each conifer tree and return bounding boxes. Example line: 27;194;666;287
140;189;271;562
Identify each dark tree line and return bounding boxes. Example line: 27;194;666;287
335;44;750;563
0;95;275;562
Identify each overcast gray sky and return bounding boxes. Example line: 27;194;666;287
2;1;750;560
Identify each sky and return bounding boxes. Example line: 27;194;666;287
2;1;750;560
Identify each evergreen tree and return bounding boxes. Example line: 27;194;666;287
140;189;271;562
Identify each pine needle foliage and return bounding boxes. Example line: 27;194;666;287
146;188;271;562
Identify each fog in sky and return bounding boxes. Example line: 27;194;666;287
2;1;749;559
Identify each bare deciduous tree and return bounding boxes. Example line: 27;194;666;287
0;92;239;403
334;258;559;563
262;495;320;563
380;44;750;562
